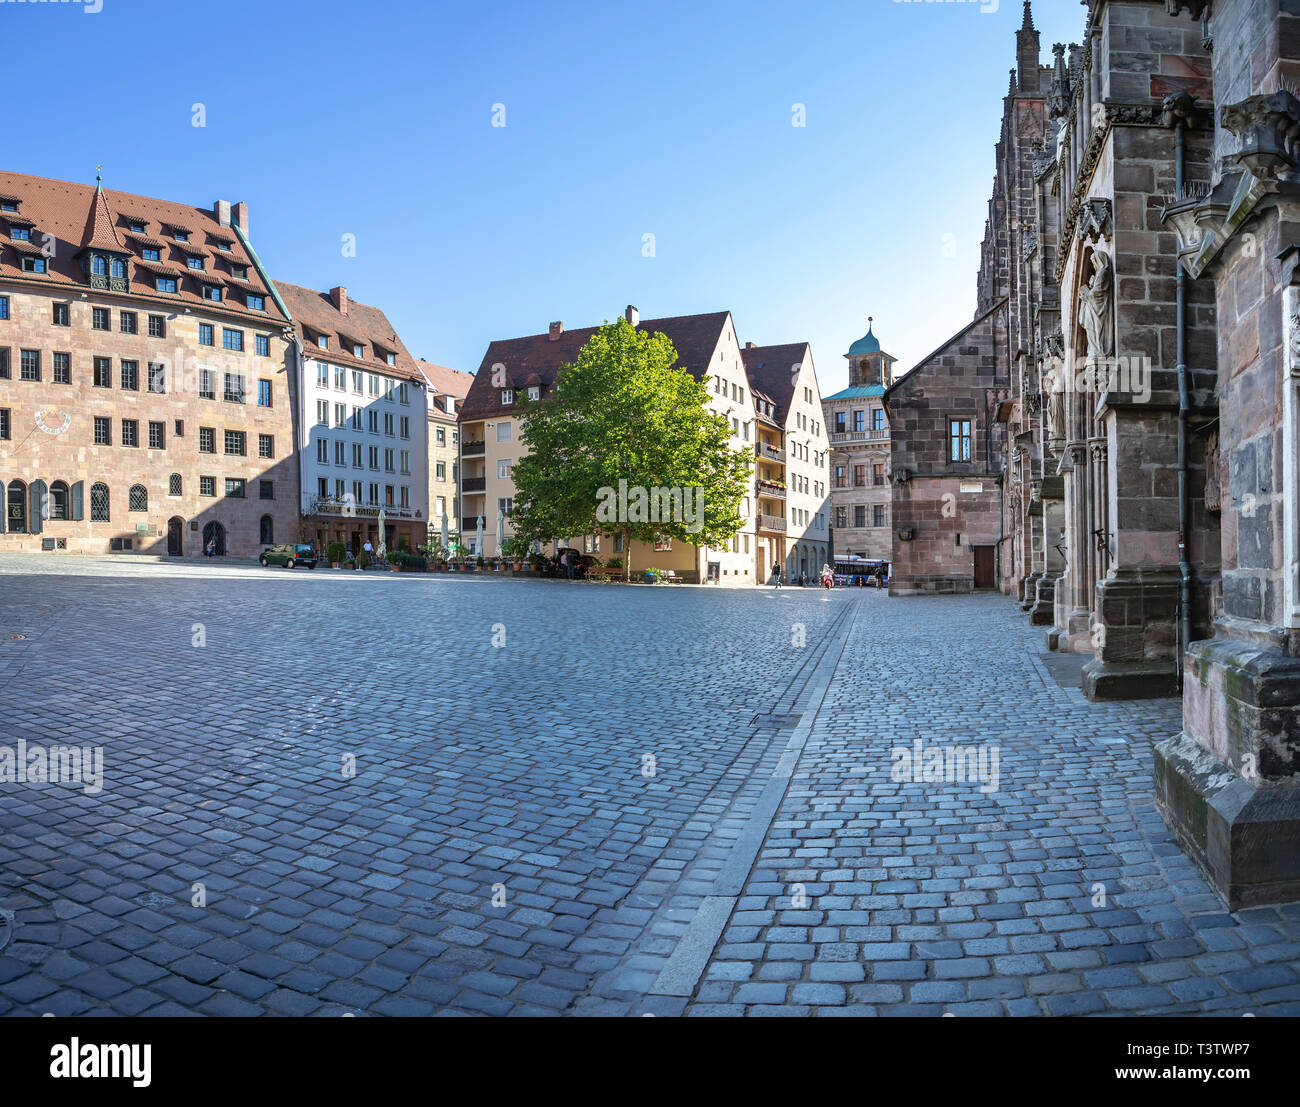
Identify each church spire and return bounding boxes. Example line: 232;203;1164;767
1021;1;1034;31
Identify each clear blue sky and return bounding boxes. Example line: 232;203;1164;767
7;0;1082;392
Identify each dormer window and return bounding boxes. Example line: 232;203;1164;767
247;293;265;311
527;386;540;401
230;264;248;279
201;285;222;302
173;230;189;243
11;226;29;241
0;200;17;213
217;241;232;251
91;256;107;277
22;256;47;274
141;246;160;261
187;256;205;270
129;222;146;234
501;389;514;405
386;353;396;367
317;336;329;350
353;344;364;358
111;258;126;278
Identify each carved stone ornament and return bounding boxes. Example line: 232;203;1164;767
1044;332;1065;359
1089;438;1107;463
1221;91;1300;178
1165;0;1211;19
1289;290;1300;377
1075;198;1112;246
1204;428;1221;513
1025;392;1042;416
1021;227;1039;261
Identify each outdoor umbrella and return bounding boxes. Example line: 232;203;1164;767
495;507;505;557
377;506;387;561
441;510;450;555
475;514;484;557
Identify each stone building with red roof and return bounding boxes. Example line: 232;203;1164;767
0;170;298;558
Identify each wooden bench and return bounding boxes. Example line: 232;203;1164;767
585;566;625;582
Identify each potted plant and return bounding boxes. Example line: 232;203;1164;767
475;556;485;571
327;541;346;569
343;556;357;571
644;566;660;584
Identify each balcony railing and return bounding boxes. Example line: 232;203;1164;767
756;479;786;500
462;440;486;457
828;429;889;444
462;476;486;493
758;443;785;463
757;514;787;533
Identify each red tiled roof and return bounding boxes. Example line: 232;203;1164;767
741;342;811;425
189;269;225;285
80;184;125;253
122;231;166;248
460;311;732;421
0;170;287;322
133;258;186;275
4;214;35;227
274;280;424;383
415;360;474;400
6;239;46;256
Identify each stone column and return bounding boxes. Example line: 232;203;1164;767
1158;232;1300;906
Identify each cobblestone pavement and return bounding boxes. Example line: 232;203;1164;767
0;556;1297;1016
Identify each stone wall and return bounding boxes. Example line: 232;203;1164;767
886;302;1009;594
0;286;298;559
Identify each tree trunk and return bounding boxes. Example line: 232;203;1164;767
624;529;633;582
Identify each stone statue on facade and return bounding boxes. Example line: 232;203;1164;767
1079;249;1115;359
1041;360;1065;444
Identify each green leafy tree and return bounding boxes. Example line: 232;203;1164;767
510;319;751;579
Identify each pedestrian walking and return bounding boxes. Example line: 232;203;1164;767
821;564;833;589
205;538;216;559
772;564;782;588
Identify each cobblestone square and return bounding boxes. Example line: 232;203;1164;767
0;557;1297;1016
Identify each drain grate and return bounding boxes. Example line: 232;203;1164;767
751;713;802;728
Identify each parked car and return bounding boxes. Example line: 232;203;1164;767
259;543;317;569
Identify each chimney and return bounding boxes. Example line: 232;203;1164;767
625;305;639;327
330;286;348;315
745;341;756;349
548;321;563;341
231;201;250;240
215;200;232;227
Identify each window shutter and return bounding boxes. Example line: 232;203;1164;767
71;480;84;521
29;479;46;534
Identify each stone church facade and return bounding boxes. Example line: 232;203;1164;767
890;0;1300;906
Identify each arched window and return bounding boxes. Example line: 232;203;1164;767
168;473;182;496
91;255;107;276
6;480;27;533
259;514;274;545
90;482;110;522
129;484;148;512
111;257;126;278
49;481;68;520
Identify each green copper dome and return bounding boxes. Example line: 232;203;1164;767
848;319;880;357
